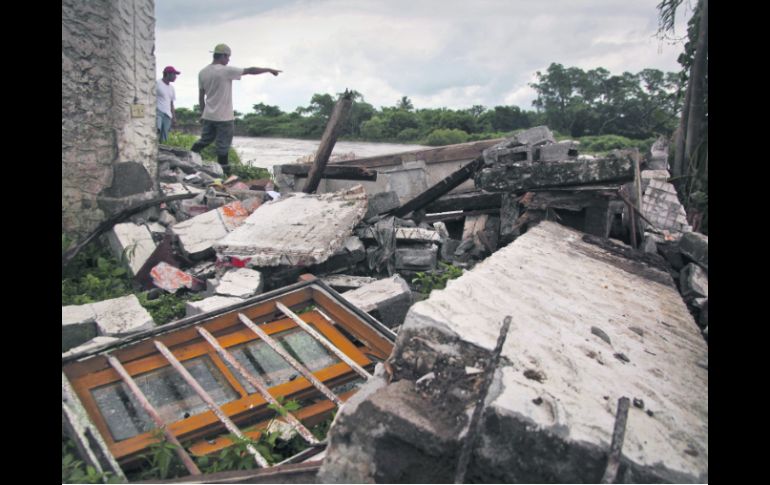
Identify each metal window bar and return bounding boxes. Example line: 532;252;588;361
276;302;372;380
105;356;202;476
153;340;270;468
196;327;320;445
237;313;344;407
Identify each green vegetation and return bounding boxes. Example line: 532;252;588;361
162;130;271;180
174;64;679;148
62;234;198;325
411;262;464;296
62;436;121;484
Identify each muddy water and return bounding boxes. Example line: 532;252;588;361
231;136;429;172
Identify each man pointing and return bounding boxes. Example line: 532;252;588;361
191;43;281;175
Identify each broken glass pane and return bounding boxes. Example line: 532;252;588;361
225;327;339;394
92;355;238;442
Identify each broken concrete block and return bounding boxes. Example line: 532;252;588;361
89;294;155;336
512;125;556;146
680;263;708;300
62;305;98;353
536;140;579;162
185;295;245;317
208;268;263;298
341;275;413;327
62;336;120;358
382;161;429;205
321;221;707;483
476;151;634;193
172;198;261;259
365;191;401;219
432;222;450;240
214;186;368;267
105;222;157;277
641;169;670;182
151;262;205;293
647;135;669;170
322;275;378;292
679;231;708;272
395;246;438;271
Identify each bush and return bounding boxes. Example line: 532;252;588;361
422;128;469;146
575;134;654;154
396;127;421;143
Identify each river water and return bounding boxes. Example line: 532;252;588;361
231;136;429;172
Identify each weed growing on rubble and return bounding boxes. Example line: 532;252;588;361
62;234;133;305
62;436;121;483
411;262;464;296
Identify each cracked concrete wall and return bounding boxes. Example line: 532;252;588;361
62;0;157;236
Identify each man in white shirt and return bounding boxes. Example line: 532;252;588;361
156;66;180;143
191;44;281;175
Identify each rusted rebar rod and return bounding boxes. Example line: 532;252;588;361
153;340;270;468
196;327;320;445
454;315;512;484
600;396;631;483
237;313;344;406
106;355;202;476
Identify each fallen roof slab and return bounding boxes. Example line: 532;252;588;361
320;221;707;483
214;185;368;267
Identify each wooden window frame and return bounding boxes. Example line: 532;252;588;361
65;309;371;463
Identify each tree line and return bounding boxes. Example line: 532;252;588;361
174;62;681;147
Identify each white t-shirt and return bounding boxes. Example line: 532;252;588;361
156;79;176;117
198;64;244;121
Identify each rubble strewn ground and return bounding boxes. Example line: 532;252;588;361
62;127;707;482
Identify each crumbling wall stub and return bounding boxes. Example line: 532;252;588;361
320;221;707;483
62;0;157;237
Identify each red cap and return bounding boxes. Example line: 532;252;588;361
163;66;181;74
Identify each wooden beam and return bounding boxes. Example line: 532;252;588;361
281;164;377;181
303;92;354;193
391;157;484;218
425;190;502;213
331;138;504;168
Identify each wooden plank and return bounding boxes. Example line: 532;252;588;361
392;157;484;218
280;164;377;181
303;92;354;193
330;138;504;168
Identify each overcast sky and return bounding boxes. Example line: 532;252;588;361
155;0;692;115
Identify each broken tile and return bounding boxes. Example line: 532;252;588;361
150;262;205;293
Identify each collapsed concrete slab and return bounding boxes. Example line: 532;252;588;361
171;198;262;259
214;185;368;267
320;221;707;483
476;151;634;193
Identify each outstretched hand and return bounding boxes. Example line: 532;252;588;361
271;69;282;76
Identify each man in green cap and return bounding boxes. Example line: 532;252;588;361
191;43;281;175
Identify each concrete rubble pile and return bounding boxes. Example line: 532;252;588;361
62;129;707;483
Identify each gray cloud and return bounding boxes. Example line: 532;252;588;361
155;0;691;113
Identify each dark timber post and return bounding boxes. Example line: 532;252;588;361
303;91;354;193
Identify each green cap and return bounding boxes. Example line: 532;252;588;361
212;43;231;55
